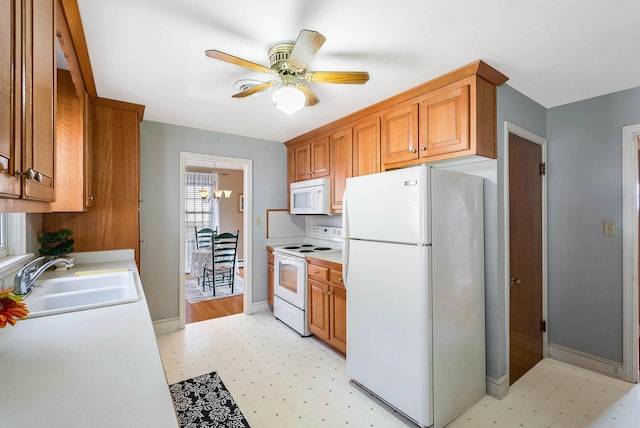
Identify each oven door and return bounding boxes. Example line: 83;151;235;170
274;252;306;310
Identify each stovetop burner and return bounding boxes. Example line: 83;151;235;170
273;243;341;257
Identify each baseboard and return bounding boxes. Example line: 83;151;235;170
548;343;624;380
153;317;181;335
486;374;509;399
249;301;271;315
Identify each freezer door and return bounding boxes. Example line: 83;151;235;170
346;239;432;427
344;165;430;245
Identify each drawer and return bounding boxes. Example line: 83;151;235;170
329;269;344;287
308;264;329;281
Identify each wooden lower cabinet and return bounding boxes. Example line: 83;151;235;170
267;247;274;307
307;258;346;354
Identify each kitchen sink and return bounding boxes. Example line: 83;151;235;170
25;271;139;318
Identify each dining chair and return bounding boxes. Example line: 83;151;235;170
202;230;239;296
194;227;216;249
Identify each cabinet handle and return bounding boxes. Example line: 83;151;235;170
14;170;23;177
420;146;427;151
409;148;417;153
27;168;36;180
35;171;43;183
338;277;343;282
328;292;333;296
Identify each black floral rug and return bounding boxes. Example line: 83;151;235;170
170;372;250;428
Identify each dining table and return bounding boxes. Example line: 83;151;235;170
190;248;212;280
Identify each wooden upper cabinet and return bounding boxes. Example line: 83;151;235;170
23;0;56;202
294;143;312;181
51;1;94;212
329;128;352;212
310;136;330;178
292;136;330;182
0;0;22;198
419;82;470;158
52;69;93;211
352;117;380;177
285;60;507;176
381;103;419;167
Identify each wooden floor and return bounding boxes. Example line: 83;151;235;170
185;268;244;324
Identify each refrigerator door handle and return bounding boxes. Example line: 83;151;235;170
342;188;350;286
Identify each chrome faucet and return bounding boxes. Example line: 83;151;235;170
14;256;74;296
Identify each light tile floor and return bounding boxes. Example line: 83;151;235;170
156;312;640;427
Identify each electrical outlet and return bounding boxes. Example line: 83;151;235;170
603;221;616;236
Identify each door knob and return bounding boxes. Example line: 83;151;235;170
509;276;522;286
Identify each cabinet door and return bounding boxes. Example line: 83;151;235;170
0;0;21;198
308;278;330;340
310;136;330;178
52;69;85;211
330;285;347;354
353;117;380;177
381;103;419;168
329;128;352;212
420;84;470;158
268;264;274;307
294;143;311;181
82;91;94;207
23;0;55;202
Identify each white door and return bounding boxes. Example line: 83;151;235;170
346;238;432;427
345;165;430;244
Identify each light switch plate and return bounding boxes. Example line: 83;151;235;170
603;221;616;236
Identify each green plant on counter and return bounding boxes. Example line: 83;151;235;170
38;229;74;257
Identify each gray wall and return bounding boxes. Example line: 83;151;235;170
547;86;640;362
139;121;286;321
492;84;547;381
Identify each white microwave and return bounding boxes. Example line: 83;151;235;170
290;178;331;215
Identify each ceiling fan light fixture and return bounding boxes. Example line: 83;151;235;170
272;85;306;114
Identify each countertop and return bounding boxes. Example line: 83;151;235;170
0;251;178;428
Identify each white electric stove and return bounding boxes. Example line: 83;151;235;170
272;226;342;336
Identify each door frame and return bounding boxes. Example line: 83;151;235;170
503;121;548;385
622;124;640;383
178;151;253;328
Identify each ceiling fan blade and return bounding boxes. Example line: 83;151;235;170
289;30;326;71
232;80;279;98
305;71;370;84
296;83;319;106
205;50;272;73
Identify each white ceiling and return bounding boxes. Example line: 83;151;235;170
76;0;640;143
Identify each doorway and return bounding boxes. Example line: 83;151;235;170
505;122;547;385
621;124;640;383
178;152;253;328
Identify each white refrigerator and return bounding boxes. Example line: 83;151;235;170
343;165;486;428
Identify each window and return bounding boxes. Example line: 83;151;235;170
184;171;220;272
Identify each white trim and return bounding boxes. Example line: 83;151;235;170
548;343;624;380
486;374;509;399
153;317;181;335
6;213;27;255
622;124;640;383
179;152;253;328
249;301;271;314
504;122;548;387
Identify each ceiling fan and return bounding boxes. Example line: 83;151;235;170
205;29;369;114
